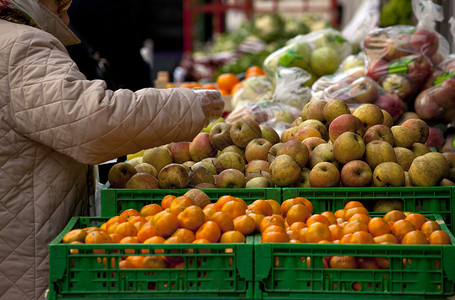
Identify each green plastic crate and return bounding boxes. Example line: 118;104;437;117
48;217;254;299
101;184;282;217
254;213;455;299
282;187;455;232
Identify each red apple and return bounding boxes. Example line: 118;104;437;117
410;29;439;57
363;124;394;145
366;59;389;82
328;114;365;143
189;133;218;162
244;138;273;162
340;160;372;187
349;77;379;103
383;35;411;60
171;142;192;164
425;127;445;152
374;93;405;122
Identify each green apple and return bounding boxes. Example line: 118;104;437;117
310;46;339;76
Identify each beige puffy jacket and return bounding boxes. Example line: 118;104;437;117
0;1;209;299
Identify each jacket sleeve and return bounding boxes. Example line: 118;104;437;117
8;28;207;165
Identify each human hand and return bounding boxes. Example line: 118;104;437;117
194;89;225;123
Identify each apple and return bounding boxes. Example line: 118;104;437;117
108;162;138;188
293;126;322;142
381;74;413;100
291;117;303;127
333;132;366;164
230;118;262;148
184;189;211;208
349;77;379;103
189;133;218;162
374;93;405;122
302;137;327;156
372;162;405;187
191;161;217;175
383;36;411;60
306;100;328;122
171;142;192;164
425;127;445;152
274;110;295;123
405;54;433;84
244;138;273;162
310;46;339;76
309;162;340;187
414;89;446;121
209;122;233;151
158;163;190;189
214;152;245;173
328;114;365;143
298;119;328;140
267;142;284;163
381;109;394;127
394;147;416;172
215;168;246;188
245;176;273;188
280;127;299;143
309;142;339;169
294;167;311;187
410;29;439;57
366;59;389;82
363;124;394;145
301;101;311;121
126;156;143;167
143;146;173;173
135;162;158;177
188;165;215;187
352;103;384;130
125;173;159;189
340;160;372;187
260;124;280;145
322;99;351;124
390;125;415;148
245;159;270;176
245;170;272;183
364;140;397;169
277;139;309;168
269;154;301;187
220;145;246;161
401;118;429;144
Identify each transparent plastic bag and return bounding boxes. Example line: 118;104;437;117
414;77;455;122
272;67;312;109
362;0;450;93
263;28;353;85
231;75;273;109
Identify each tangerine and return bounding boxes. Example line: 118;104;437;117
404;213;427;230
195;221;221;243
304;222;331;243
329;256;358;269
429;230;451;245
233;214;256;236
140;204;163;218
177;205;205;231
286;203;311;225
151;210;179;237
265;199;282;215
220;230;246;243
161;195;177;210
421;220;441;238
306;214;330;226
373;233;398;244
368;217;391;237
136;222;158;243
216;73;239;92
383;210;406;225
391;219;416;242
401;230;428;245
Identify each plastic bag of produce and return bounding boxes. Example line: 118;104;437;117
414;77;455;122
312;52;366;93
272;67;312;109
263;28;353;84
226;100;301;136
231;75;273;109
362;0;450;100
341;0;381;53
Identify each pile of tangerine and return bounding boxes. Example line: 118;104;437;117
62;195;281;269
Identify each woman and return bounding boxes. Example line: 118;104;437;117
0;0;224;298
